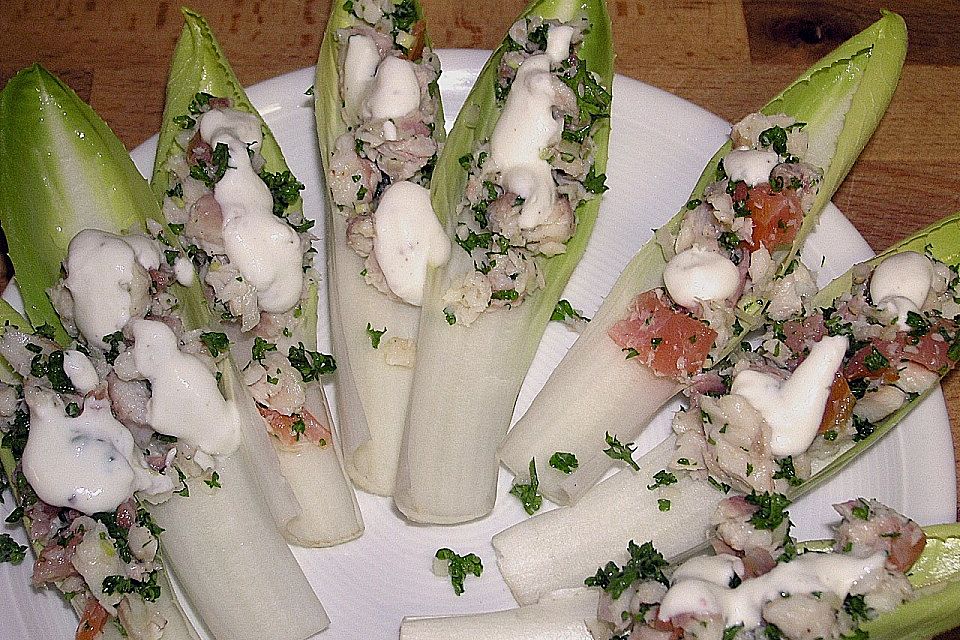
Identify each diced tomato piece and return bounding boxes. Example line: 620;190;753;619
745;184;803;251
819;373;856;434
76;598;110;640
608;289;717;378
257;406;332;448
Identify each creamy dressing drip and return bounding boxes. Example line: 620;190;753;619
723;148;780;187
129;319;241;456
663;246;741;308
199;109;304;314
342;34;382;119
731;335;848;456
490;25;574;229
372;181;450;305
363;56;421;120
869;251;934;330
63;349;99;394
659;552;887;629
21;388;171;515
64;229;158;349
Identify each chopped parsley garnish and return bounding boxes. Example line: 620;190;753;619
560;58;612;122
584;540;668;597
551;299;590;324
863;346;889;372
187;92;215;115
622;347;640;360
0;534;27;565
851;498;871;520
65;402;81;418
174;466;190;498
744;491;791;531
291;416;306;441
647;470;677;490
30;350;75;394
200;332;230;357
772;456;803;487
444;309;457;325
164;249;179;267
173;114;196;129
2;409;30;459
102;570;161;602
685;198;702;210
904;310;930;337
252;336;277;362
583;165;608;195
843;593;871;624
365;323;387;349
549;452;578;474
35;324;56;340
304;85;315;96
259;170;306;218
287;343;336;382
434;548;482;596
509;459;543;515
657;498;671;512
723;624;744;640
852;415;876;442
203;471;222;489
603;432;639;471
190;142;230;188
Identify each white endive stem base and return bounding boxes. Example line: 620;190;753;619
400;588;598;640
493;436;723;605
149;454;329;640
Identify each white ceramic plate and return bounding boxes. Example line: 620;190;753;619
2;50;956;640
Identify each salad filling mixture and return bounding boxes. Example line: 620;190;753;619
592;497;925;640
610;114;822;377
329;0;449;307
159;93;334;451
1;229;237;640
442;14;610;325
667;250;959;496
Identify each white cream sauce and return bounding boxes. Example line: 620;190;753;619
200;109;304;314
63;349;99;394
129;319;241;456
173;255;196;286
672;554;745;587
723;148;780;187
373;181;450;305
64;230;158;349
21;388;171;515
870;251;934;330
663;246;741;308
363;56;421;121
659;552;886;629
342;33;382;118
490;26;573;229
731;335;848;456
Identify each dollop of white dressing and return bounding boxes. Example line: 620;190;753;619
129;319;241;456
722;148;780;187
64;230;158;349
490;26;573;229
731;335;848;456
200;109;304;314
869;251;934;330
372;181;450;305
342;34;382;117
659;552;886;629
664;246;741;308
173;255;195;286
22;388;172;515
672;554;745;587
363;56;421;120
63;349;99;394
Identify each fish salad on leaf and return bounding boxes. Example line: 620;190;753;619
671;250;960;496
393;0;613;524
613;114;821;378
153;9;361;546
492;209;957;607
592;497;927;640
316;0;447;496
498;11;908;506
442;14;609;325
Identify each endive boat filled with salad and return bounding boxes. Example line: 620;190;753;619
494;209;960;605
151;8;362;546
499;10;908;505
405;497;960;640
315;0;446;497
0;65;329;640
393;0;614;524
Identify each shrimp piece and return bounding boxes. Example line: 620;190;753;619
257;406;332;449
834;498;926;572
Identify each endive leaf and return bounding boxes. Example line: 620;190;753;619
154;8;362;546
393;0;614;524
499;10;908;505
316;0;446;495
493;207;958;606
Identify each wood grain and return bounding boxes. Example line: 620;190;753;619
1;1;959;636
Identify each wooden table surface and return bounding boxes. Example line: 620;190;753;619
2;0;959;634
